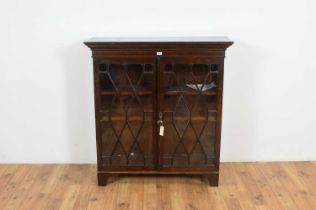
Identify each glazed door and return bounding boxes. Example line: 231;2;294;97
94;56;157;169
158;56;223;169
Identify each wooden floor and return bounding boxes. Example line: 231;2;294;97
0;162;316;210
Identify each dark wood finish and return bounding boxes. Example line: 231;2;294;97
85;37;233;186
97;172;110;186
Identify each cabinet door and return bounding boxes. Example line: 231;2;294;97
158;56;223;170
94;56;156;168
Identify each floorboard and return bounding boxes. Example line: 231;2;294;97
0;162;315;210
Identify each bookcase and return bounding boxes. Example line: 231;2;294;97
85;37;233;186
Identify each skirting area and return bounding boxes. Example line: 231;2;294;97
0;162;316;210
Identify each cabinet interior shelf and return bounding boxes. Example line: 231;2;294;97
164;90;216;96
100;115;216;122
100;90;216;96
100;91;152;96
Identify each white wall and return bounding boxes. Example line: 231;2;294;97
0;0;316;163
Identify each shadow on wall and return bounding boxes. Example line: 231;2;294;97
221;40;266;161
61;42;96;163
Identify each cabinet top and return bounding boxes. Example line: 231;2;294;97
84;36;233;49
85;36;232;43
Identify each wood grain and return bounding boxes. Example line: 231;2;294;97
0;162;316;210
85;39;233;186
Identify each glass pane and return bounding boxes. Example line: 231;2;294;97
98;62;154;167
162;63;218;167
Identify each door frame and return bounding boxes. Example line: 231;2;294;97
156;55;224;171
93;55;158;170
